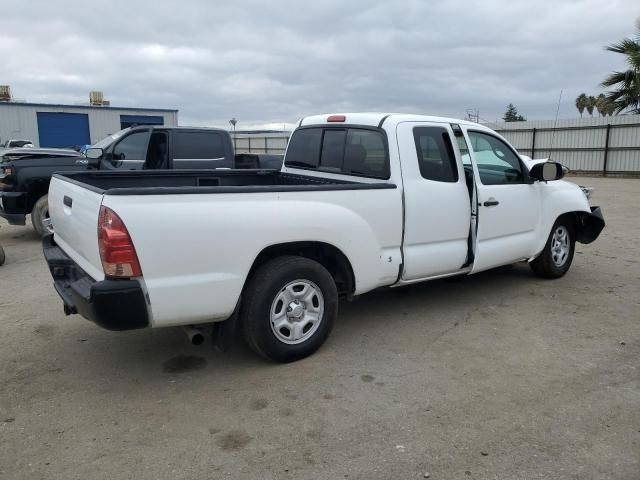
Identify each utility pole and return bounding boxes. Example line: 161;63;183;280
465;109;479;123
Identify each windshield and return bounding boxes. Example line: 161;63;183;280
90;128;131;150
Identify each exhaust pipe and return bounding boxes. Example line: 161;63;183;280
184;326;205;346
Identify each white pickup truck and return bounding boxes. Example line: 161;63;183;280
43;113;605;362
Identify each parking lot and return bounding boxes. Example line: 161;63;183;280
0;176;638;479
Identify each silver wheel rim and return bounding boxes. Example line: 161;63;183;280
270;279;324;345
551;226;570;267
42;208;53;234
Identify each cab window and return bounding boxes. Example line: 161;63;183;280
173;131;226;159
413;127;458;182
109;130;150;168
285;127;389;179
467;131;525;185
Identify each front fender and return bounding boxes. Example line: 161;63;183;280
575;206;605;244
533;180;592;254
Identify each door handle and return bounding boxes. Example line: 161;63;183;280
483;198;499;207
63;196;73;208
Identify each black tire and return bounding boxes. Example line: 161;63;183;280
0;245;5;266
31;195;51;237
530;219;575;278
241;256;338;363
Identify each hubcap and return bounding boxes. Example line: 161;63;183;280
551;226;570;267
42;210;53;234
270;279;324;345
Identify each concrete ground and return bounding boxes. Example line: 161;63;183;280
0;177;638;480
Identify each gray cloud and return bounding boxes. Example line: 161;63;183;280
0;0;636;128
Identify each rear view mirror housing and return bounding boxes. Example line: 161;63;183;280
85;147;103;160
84;147;103;168
529;161;566;182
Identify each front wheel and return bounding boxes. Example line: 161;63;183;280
240;256;338;362
530;220;575;278
31;195;53;237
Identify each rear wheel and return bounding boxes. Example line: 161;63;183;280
31;195;52;237
0;244;5;266
530;220;575;278
241;256;338;362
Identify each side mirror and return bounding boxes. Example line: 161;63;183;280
529;161;565;182
85;147;103;159
84;147;103;168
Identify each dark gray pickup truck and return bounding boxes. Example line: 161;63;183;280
0;126;281;236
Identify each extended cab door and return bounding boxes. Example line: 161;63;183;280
463;128;540;272
170;130;233;169
397;122;472;280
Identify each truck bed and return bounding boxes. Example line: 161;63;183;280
54;170;396;195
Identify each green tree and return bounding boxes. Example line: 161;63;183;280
586;96;597;115
601;26;640;114
503;103;527;122
575;93;588;117
595;93;613;116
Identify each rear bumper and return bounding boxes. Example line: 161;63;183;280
0;191;27;225
43;234;150;331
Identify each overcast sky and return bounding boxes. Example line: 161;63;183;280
1;0;637;129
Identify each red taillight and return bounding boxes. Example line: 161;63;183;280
98;206;142;278
327;115;346;122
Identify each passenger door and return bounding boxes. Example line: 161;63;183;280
101;129;151;170
463;129;540;272
171;130;231;169
398;122;472;280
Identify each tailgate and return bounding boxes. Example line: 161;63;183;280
49;175;105;281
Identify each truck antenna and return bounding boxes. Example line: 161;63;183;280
548;89;563;161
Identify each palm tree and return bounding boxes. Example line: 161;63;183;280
595;94;607;116
600;27;640;114
586;95;597;116
229;118;238;149
575;93;588;117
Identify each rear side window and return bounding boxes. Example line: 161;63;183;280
285;127;389;179
173;131;226;159
413;127;459;182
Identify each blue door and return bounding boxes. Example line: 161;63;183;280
37;112;91;148
120;115;164;129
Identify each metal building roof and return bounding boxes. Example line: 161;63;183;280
0;101;178;113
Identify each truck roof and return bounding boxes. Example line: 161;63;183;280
299;113;484;129
130;125;229;133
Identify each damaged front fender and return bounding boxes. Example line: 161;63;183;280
575;207;605;244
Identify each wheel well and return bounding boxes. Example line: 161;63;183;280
27;181;49;213
248;242;355;296
556;212;579;228
555;210;603;244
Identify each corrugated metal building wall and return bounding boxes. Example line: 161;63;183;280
485;114;640;174
0;102;178;148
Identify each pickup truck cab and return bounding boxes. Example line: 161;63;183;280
43;113;605;362
0;126;235;236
